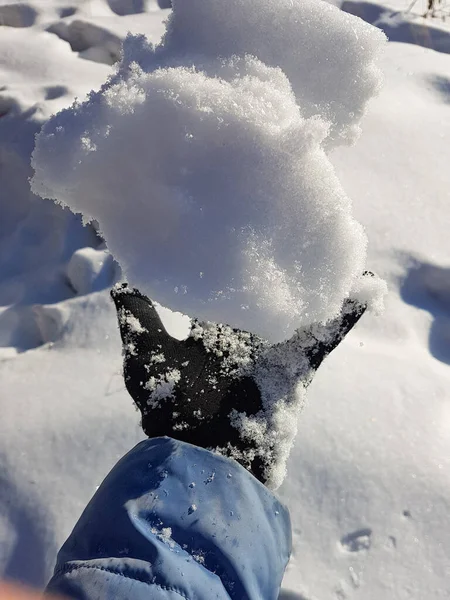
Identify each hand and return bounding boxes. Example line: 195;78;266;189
111;285;366;486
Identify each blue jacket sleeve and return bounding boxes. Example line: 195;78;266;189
46;437;291;600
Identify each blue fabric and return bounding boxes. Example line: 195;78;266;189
47;437;291;600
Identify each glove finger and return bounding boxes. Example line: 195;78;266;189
307;268;376;364
111;284;177;354
267;296;366;387
301;298;366;371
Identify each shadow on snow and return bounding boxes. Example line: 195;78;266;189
342;1;450;54
401;259;450;365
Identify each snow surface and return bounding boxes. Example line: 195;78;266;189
1;0;450;598
31;0;386;342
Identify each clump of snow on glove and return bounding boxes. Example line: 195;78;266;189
195;300;367;488
190;320;265;377
31;0;386;342
117;306;147;356
118;307;147;335
150;525;176;549
231;302;362;488
145;368;181;408
183;317;301;488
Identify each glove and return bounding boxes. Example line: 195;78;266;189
111;284;367;487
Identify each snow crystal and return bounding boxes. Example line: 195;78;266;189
31;0;386;342
144;368;180;407
172;421;189;431
125;341;137;356
147;352;166;365
193;555;205;565
117;307;147;334
151;525;175;548
190;320;266;375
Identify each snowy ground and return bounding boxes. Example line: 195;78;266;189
1;0;450;598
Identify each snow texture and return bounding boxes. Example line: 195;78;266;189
118;306;147;334
31;0;386;342
144;367;181;407
116;305;148;355
149;525;175;548
152;0;385;147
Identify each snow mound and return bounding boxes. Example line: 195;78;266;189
66;246;119;295
31;0;386;342
153;0;386;146
0;3;37;28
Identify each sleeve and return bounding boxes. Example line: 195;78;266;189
46;437;291;600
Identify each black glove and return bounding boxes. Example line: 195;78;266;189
111;284;367;485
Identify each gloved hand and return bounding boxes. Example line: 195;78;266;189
111;283;367;486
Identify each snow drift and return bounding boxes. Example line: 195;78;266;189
31;0;386;341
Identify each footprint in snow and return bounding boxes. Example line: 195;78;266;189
44;86;68;101
340;528;372;552
0;3;37;27
58;6;77;18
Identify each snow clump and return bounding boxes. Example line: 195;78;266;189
144;367;181;408
31;0;386;342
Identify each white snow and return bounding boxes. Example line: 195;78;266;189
1;0;450;599
149;524;175;548
67;247;119;295
154;0;386;147
148;352;165;364
117;306;147;334
31;0;386;342
144;367;181;407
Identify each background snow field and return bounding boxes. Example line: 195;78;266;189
1;0;450;599
31;0;386;342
